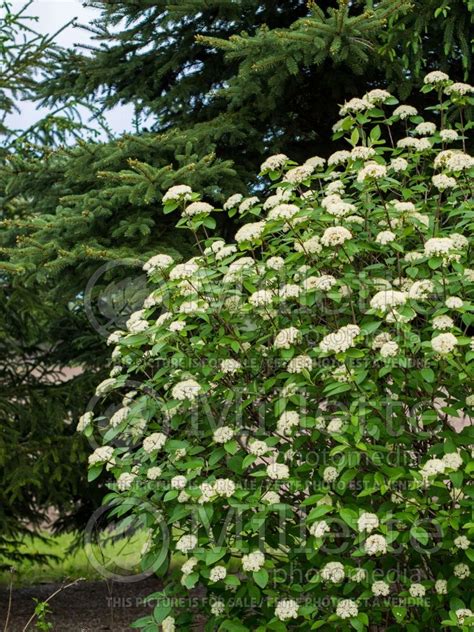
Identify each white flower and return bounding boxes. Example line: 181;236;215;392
450;233;468;248
220;359;242;374
266;256;285;270
323;466;338;483
339;97;370;116
446;296;463;309
249;289;274;307
117;472;136;491
421;458;446;477
309;520;330;538
199;482;216;504
370;290;406;312
181;557;198;576
357;512;379;533
444;82;474;96
176;534;198;554
169;320;186;333
328;150;351;166
408;280;433;300
262;490;280;504
351;568;367;583
357;162;387;182
143;432;167;453
267;463;290;480
320;324;360;354
235;221;266;243
147;466;162;480
215;244;237;260
239;196;260;214
454;535;470;550
177;490;190;503
143;254;174;274
89;446;115;466
414;122;436;136
423;70;450;85
432;315;454;330
439;129;459;142
424;237;455;257
434;579;447;594
277;411;300;435
445;152;474;172
304;155;326;169
283;164;314;184
376;230;396;245
390;157;409;172
467;394;474;407
213;426;235;444
279;284;301;300
456;609;474;625
327;418;344;433
296;235;322;254
163;184;193;202
431;332;457;354
380;341;399;358
171;379;201;401
321;226;352;247
260;154;288;172
95;377;117;396
275;599;299;621
393;105;418;119
213;478;236;497
171;475;187;490
397;137;431;151
77;411;93;432
307;275;337;291
321;562;345;583
364;88;391;103
432;174;457;190
409;583;425;598
248;440;271;456
183;201;213;217
109;406;129;428
372;580;390;596
336;599;358;620
223;193;243;210
365;534;387;556
351;146;376;161
162;616;175;632
274;327;300;349
404;251;424;262
268;203;299;221
443;452;463;470
169;260;199;280
210;600;225;616
242;551;265;572
287;355;312;374
454;563;470;579
209;565;227;582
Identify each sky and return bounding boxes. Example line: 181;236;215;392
7;0;135;134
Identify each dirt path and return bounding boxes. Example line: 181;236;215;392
0;577;163;631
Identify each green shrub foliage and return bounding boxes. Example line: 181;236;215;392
85;76;474;630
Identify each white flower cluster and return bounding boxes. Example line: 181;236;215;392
320;324;360;354
274;599;299;621
171;378;201;401
242;551;265;572
321;561;345;583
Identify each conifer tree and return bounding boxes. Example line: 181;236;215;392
0;1;104;560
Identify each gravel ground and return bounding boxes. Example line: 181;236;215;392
0;577;163;631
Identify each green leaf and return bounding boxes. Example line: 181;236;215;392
253;568;269;588
206;547;227;565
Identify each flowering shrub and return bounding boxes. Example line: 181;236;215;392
82;75;474;631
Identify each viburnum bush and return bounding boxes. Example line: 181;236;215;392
82;73;474;632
